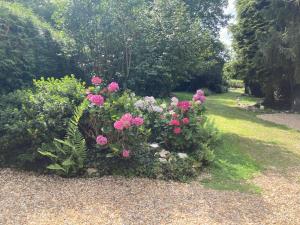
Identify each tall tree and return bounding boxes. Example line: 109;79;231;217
259;0;300;109
233;0;300;110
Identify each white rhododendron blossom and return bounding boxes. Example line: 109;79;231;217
152;106;163;113
134;96;163;113
171;97;179;107
134;100;145;110
144;96;156;104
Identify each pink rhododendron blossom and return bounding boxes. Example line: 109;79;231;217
173;127;182;135
108;82;119;92
122;149;130;158
91;76;102;85
121;113;133;122
193;89;206;103
89;95;104;106
182;118;190;125
199;95;206;103
96;135;108;146
169;119;180;126
196;89;204;96
177;101;191;112
87;94;93;100
120;113;132;128
114;120;124;131
193;94;198;101
132;117;144;126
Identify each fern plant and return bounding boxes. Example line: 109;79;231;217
39;100;88;177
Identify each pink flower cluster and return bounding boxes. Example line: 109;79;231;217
177;101;191;112
122;149;130;158
193;89;206;103
114;113;144;131
108;82;119;93
87;77;120;106
96;135;108;146
168;117;190;135
182;117;190;125
88;94;104;106
91;76;102;85
173;127;182;135
169;119;180;126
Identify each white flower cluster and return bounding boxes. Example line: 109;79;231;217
134;96;164;113
171;97;179;107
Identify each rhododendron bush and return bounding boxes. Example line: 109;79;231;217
76;76;219;180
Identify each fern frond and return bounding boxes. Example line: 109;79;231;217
39;100;89;177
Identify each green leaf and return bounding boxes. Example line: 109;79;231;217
47;164;66;172
54;138;74;148
62;158;74;168
38;150;58;159
106;153;115;158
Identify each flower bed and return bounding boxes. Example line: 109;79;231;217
34;76;219;181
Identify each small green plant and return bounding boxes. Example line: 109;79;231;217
39;100;88;176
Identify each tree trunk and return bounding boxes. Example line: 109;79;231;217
292;84;300;112
292;64;300;112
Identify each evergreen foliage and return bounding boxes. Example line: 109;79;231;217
232;0;300;110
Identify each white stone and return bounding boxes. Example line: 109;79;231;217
86;168;98;175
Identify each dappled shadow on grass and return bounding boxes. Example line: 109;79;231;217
201;133;300;193
207;104;293;132
206;97;296;132
176;91;300;193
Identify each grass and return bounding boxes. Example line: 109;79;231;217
175;89;300;193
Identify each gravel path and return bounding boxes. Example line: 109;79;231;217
257;113;300;131
1;168;299;225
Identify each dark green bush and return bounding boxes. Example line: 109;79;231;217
0;76;85;167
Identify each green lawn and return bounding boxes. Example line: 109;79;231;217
175;89;300;193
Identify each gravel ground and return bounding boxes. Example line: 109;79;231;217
1;168;300;225
257;113;300;131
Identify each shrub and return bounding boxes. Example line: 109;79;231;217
133;90;219;180
145;90;219;163
0;76;85;167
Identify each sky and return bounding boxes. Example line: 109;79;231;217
219;0;237;48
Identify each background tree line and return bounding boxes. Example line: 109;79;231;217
228;0;300;111
0;0;229;96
